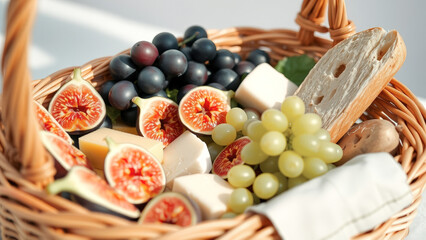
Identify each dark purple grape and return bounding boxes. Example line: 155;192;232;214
137;66;166;95
234;61;255;76
209;69;240;91
179;47;192;62
140;89;168;99
183;25;208;47
167;76;185;90
233;53;242;65
182;61;208;86
130;41;159;67
99;80;116;105
152;32;178;54
207;82;226;90
211;49;235;70
162;79;170;89
109;55;138;80
191;38;216;63
246;49;270;66
100;115;112;129
177;84;197;103
121;104;138;127
158;49;188;78
108;80;138;111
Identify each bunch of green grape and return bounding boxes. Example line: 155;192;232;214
211;96;343;215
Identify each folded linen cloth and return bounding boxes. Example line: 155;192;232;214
249;152;413;240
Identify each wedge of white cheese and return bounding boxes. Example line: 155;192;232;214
162;131;212;189
172;173;234;220
235;63;298;113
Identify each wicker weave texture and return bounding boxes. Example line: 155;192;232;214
0;0;425;239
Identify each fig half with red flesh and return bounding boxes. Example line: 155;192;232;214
178;86;233;135
34;100;73;145
133;96;186;147
48;68;106;135
47;166;140;219
104;137;166;204
40;131;92;178
139;192;201;226
212;136;251;178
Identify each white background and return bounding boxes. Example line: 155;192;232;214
0;0;425;239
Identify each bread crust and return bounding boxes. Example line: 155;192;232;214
294;27;406;143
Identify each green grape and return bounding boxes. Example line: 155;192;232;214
241;141;268;165
288;175;308;189
291;113;322;136
212;123;237;146
278;150;304;178
242;119;257;136
281;96;305;122
221;212;238;219
272;171;288;195
302;157;328;179
226;107;248;132
292;134;320;157
261;109;288;132
244;108;260;120
229;188;254;214
247;120;268;142
259;156;279;173
327;163;336;171
260;131;286;156
207;142;224;162
253;173;279;200
318;141;343;164
314;128;331;142
227;165;256;188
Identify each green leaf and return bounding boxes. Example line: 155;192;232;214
106;105;121;125
275;54;316;86
166;88;179;103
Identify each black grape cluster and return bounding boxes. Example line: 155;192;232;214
101;25;271;127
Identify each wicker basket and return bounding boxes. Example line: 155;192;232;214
1;0;425;239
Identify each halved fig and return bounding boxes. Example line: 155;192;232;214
212;136;251;178
40;131;92;178
133;96;186;147
35;100;73;144
47;166;140;219
48;68;106;135
178;86;233;135
138;192;201;226
104;137;166;204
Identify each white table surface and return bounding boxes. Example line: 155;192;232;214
0;0;425;239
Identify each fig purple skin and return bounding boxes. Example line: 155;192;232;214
47;166;140;220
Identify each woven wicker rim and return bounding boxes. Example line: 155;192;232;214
1;0;425;239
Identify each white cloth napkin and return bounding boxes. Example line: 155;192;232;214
249;152;413;240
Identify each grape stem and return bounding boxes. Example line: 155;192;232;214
178;32;199;47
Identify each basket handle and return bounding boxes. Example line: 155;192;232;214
1;0;55;187
296;0;356;45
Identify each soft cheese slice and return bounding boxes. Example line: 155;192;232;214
235;63;298;113
79;128;164;171
172;173;233;220
162;131;212;189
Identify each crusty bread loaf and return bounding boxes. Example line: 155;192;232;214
294;27;406;143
